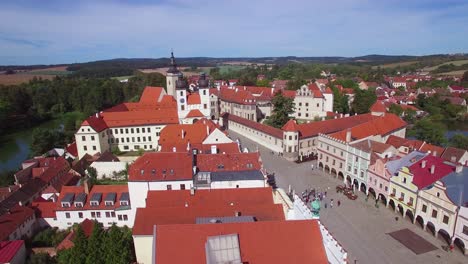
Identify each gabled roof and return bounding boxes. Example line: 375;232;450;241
409;156;455;189
370;101;387;113
56;185;129;212
159;123;212;149
219;86;256;105
187;93;201;105
0;205;35;241
0;240;24;263
282;119;300;132
350;139;394;154
387;151;427;176
185;109;205;118
155;220;328;264
222;113;283;138
95;151;120;162
386;135;425;151
65;142;78;157
129;152;193;181
441;147;467;165
139;86;164;104
196;152;262;172
419;143;445;157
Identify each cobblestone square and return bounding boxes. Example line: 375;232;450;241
229;130;467;264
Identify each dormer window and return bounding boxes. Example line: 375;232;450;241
61;202;70;208
104;192;116;207
90;192;102;207
61;193;74;208
119;192;130;207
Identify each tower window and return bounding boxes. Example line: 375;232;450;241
180;91;183;96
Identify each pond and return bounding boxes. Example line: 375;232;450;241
0;119;62;174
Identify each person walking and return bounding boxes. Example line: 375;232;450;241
330;199;334;208
338;200;341;207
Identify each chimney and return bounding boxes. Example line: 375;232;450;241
6;209;10;214
8;186;12;192
235;211;241;217
430;165;435;174
346;129;352;143
95;113;99;118
185;202;188;207
83;178;92;195
192;148;198;167
451;156;456;163
18;201;23;206
421;160;427;168
206;125;209;136
433;151;437;157
455;164;463;173
190;187;195;196
181;129;185;139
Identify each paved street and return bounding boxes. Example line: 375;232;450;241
228;130;467;264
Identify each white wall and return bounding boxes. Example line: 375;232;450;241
54;209;132;229
133;235;154;264
7;214;36;241
454;206;468;251
227;120;283;153
208;180;265;189
203;128;233;144
90;161;127;179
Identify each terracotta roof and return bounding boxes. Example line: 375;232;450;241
328;114;406;142
308;83;324;98
370;101;387;113
420;144;445;157
129;152;193;181
222;113;283;138
56;185;129;212
0;205;35;241
95;151;120;162
199;143;240;154
196;152;262;172
0;240;24;263
350;139;394;154
187;93;201;105
81;115;108;132
155;220;328;264
0;186;19;203
441;147;467;165
139;86;164;104
32;198;56;218
409;156;455;189
296;113;376;139
159;123;212;148
282;119;300;132
219;87;256;105
209;88;219;96
282;90;297;99
185;109;205;118
65;142;78;157
385;135;424;150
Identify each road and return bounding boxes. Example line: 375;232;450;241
229;130;467;264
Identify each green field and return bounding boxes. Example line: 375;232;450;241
19;70;71;76
423;60;468;71
218;65;246;74
371;61;420;69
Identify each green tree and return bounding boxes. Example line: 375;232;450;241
285;78;306;90
449;134;468;149
351;89;377;114
256;79;270;87
70;225;88;264
87;167;98;185
388;104;403;116
86;221;104;264
412;118;447;145
28;253;57;264
461;71;468;86
30;128;66;156
265;91;295;128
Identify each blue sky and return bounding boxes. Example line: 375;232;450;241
0;0;467;65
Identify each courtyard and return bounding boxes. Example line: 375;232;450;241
228;130;467;264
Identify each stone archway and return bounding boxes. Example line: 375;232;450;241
378;194;387;205
438;229;451;244
368;187;377;199
426;221;436;236
330;168;337;177
415;215;424;228
454;237;465;254
397;204;404;216
318;162;324;169
388;199;396;210
324;165;331;174
360;182;367;193
192;118;199;124
338;172;344;181
405;209;415;223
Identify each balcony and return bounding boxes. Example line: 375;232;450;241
407;201;413;206
390;193;396;197
398;197;404;202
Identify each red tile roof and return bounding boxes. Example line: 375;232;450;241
370;101;387;113
0;205;35;241
420;143;445;157
200;143;240;154
308;83;324;98
282;90;297;99
65;142;78;157
32;198;56;218
139;86;164;104
0;240;24;263
328;114;406;141
296;113;376;138
222;113;283;138
409;156;455;189
159;123;212;148
385;135;424;151
219;86;256;105
185;109;204;118
155;220;328;264
441;147;467;165
129;152;193;181
187;93;201;105
282;119;300;131
55;185;129;212
81;115;108;132
196;152;262;172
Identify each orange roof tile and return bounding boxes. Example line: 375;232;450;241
420;143;445;157
0;205;35;241
186;109;205;118
296;113;376;138
219;87;256;105
196;152;262;172
139;86;164;104
155;220;328;264
222;113;283;138
159;123;211;148
129;152;193;181
370;101;387;113
187;93;201;105
282;119;300;131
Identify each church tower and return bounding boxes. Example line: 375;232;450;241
176;73;188;119
198;72;211;117
166;51;180;98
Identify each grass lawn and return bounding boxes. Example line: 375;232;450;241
218;65;246;74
